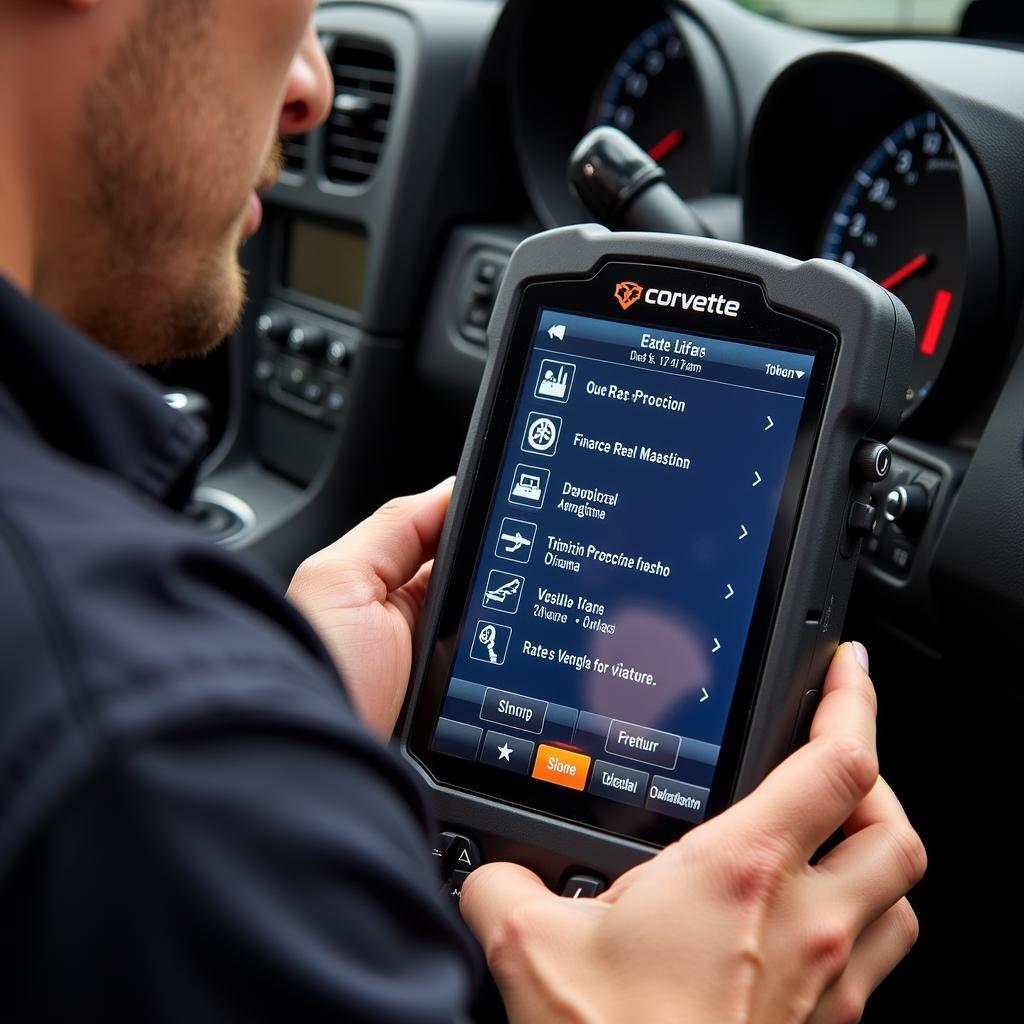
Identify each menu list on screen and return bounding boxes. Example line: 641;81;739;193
430;307;816;825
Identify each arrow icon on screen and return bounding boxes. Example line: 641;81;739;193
752;471;762;487
765;416;774;431
724;584;734;600
738;524;748;540
712;638;721;653
700;688;710;703
795;370;806;379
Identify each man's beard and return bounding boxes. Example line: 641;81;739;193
51;0;283;365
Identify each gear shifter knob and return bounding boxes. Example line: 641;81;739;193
163;387;213;437
569;126;707;237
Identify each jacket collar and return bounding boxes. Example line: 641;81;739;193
0;275;207;511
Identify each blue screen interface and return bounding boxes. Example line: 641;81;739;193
431;308;816;824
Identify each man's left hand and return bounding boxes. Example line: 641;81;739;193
286;478;454;740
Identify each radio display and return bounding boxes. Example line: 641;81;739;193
283;218;368;312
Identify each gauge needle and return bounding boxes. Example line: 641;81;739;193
648;128;685;163
919;289;953;356
879;253;931;291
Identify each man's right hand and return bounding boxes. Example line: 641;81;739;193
460;642;925;1024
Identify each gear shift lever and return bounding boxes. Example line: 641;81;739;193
569;126;709;237
163;387;213;437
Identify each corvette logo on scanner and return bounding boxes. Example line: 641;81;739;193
613;280;741;318
614;281;644;310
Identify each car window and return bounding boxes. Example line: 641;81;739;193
734;0;975;35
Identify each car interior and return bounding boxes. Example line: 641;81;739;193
152;0;1024;1014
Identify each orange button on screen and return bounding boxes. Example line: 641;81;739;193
531;745;591;792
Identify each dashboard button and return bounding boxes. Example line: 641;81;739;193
287;325;327;358
256;311;291;343
885;538;914;574
465;304;489;330
278;364;307;395
326;338;350;368
884;482;930;532
476;259;502;285
253;359;274;383
532;745;590;791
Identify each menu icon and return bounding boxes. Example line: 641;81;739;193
509;464;549;509
522;411;562;457
535;359;576;403
495;517;537;564
482;570;525;615
470;620;512;666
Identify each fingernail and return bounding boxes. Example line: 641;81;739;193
850;641;870;673
432;475;456;491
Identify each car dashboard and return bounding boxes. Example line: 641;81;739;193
172;0;1024;1012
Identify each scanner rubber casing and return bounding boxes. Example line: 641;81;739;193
400;225;913;885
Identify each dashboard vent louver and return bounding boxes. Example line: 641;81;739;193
282;134;309;174
324;42;396;185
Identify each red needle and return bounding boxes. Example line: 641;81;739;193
647;128;685;163
879;253;930;291
919;289;953;356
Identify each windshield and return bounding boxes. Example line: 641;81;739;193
734;0;977;36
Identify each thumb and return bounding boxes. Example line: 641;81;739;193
293;477;454;599
459;861;553;949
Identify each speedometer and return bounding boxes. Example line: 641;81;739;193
820;112;969;415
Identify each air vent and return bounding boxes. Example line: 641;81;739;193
282;134;309;174
324;42;396;185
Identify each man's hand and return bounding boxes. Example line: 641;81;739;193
461;643;926;1024
286;479;454;740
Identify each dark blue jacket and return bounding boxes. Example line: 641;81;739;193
0;277;475;1021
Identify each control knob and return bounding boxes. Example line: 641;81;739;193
256;311;291;343
884;483;930;532
287;325;327;359
326;337;350;369
851;441;892;483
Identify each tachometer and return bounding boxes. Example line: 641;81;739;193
590;17;716;199
820;112;969;414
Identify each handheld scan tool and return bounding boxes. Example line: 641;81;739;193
403;225;913;894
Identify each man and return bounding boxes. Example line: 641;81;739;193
0;3;924;1021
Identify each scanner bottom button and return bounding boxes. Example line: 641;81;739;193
561;874;607;899
442;870;472;905
442;832;482;875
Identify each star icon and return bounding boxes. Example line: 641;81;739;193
497;742;513;762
